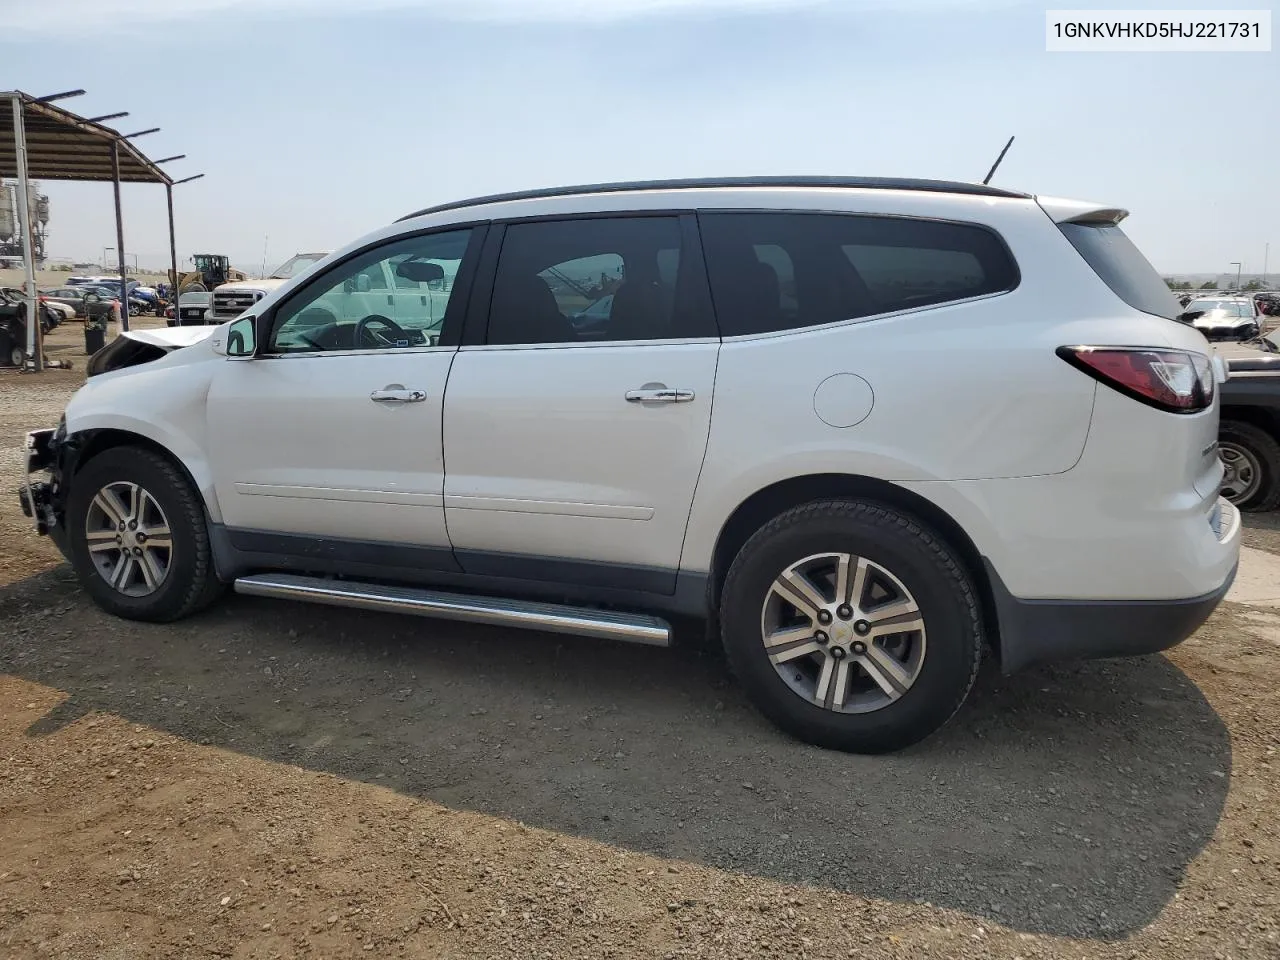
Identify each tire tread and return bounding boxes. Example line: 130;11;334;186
1221;419;1280;512
720;498;983;752
69;446;223;622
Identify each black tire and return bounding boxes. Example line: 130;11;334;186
719;499;983;754
66;447;225;622
1220;420;1280;512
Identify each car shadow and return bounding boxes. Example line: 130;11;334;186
1;568;1231;939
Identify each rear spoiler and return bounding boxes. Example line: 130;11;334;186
1035;195;1130;225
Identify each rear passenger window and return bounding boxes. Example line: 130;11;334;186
699;212;1019;337
486;216;716;345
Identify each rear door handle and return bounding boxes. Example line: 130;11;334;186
625;384;695;404
370;387;426;404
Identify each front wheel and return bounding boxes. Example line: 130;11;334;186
720;500;983;754
66;447;225;622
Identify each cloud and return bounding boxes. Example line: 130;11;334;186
6;0;988;35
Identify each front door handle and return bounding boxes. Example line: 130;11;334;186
626;384;695;404
370;387;426;404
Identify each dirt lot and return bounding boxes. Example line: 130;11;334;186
2;322;1279;959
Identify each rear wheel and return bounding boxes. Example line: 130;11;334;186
9;345;23;368
1220;420;1280;512
66;447;225;622
720;500;983;754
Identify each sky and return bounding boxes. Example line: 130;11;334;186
1;0;1276;276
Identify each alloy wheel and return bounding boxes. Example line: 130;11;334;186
84;481;173;597
760;552;927;713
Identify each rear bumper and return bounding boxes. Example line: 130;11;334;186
988;559;1236;674
987;498;1240;673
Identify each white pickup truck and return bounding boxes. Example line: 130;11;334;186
206;253;331;325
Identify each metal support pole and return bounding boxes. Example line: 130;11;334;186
10;94;42;371
111;141;129;332
166;183;178;322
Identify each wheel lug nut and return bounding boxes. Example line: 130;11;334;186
831;647;846;660
817;610;832;625
115;535;122;544
118;523;126;531
854;620;870;636
128;520;137;529
851;641;867;655
814;631;828;644
837;605;853;620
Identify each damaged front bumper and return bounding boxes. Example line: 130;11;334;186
18;425;64;541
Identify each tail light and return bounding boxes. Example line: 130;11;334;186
1057;346;1214;414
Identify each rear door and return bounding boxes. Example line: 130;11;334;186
441;214;720;592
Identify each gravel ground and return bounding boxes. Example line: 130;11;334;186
1;324;1278;959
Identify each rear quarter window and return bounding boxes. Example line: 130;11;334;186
1057;222;1180;321
698;212;1019;338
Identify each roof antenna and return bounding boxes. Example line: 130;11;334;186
982;135;1015;185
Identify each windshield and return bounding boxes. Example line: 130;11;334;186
270;254;328;280
1186;300;1253;319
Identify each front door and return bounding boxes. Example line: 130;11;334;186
205;226;481;563
442;214;721;593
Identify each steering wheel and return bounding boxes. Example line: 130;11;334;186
355;314;409;349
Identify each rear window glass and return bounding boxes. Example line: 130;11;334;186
1057;222;1179;320
698;212;1019;338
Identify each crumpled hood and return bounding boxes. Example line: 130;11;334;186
124;324;220;349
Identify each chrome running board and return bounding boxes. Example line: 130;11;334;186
233;572;672;647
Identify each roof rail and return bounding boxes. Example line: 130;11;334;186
397;175;1031;222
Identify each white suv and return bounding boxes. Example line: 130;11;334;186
19;177;1241;753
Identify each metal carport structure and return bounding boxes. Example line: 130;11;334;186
1;89;202;371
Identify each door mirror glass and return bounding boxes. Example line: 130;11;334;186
226;315;257;357
85;293;100;304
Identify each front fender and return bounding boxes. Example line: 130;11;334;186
63;359;222;522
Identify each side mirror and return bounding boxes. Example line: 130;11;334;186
345;274;373;294
85;293;100;304
222;315;259;358
1176;310;1205;323
396;259;445;283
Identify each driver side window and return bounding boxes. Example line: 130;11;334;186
267;228;473;355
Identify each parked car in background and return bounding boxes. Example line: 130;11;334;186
40;286;93;318
0;287;61;365
18;176;1239;754
87;279;153;316
0;287;60;333
1213;329;1280;511
174;290;213;326
42;300;75;324
41;285;120;323
67;275;136;292
1178;297;1263;341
